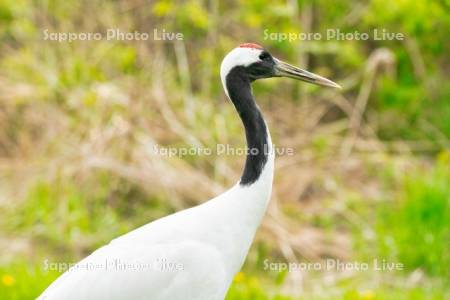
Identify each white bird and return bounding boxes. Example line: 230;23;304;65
38;43;339;300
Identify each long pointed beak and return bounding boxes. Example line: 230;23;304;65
274;58;341;89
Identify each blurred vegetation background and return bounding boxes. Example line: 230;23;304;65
0;0;449;299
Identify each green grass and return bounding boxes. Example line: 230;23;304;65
0;262;59;299
376;158;450;278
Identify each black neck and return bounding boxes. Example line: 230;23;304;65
225;67;269;186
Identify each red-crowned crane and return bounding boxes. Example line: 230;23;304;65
38;43;340;300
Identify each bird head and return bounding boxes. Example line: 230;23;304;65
220;43;340;89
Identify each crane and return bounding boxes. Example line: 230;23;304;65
37;43;340;300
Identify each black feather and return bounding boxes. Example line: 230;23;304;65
225;66;269;186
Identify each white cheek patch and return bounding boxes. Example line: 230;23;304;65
220;47;263;97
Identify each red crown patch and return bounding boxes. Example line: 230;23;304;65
239;43;264;50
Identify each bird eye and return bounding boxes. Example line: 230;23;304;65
259;52;270;61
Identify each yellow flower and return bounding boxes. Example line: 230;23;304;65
2;274;15;287
233;271;245;283
437;150;449;164
360;290;375;300
152;0;174;17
